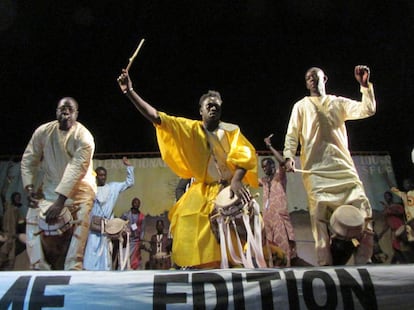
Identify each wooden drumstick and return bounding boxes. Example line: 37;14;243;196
294;169;312;174
294;169;337;174
126;38;145;71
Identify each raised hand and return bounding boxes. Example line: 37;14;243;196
264;134;273;148
354;65;370;87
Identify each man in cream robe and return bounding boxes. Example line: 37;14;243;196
21;97;96;270
117;69;258;268
283;66;376;266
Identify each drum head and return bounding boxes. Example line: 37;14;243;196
154;252;169;259
38;200;72;235
329;205;364;239
38;199;53;215
215;186;239;208
105;218;127;235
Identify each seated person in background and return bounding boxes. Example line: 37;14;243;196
146;219;172;270
0;192;26;271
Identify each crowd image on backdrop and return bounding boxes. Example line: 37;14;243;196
1;64;414;271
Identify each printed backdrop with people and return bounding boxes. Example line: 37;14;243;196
0;153;397;217
0;152;398;267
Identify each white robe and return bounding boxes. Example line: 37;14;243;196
284;84;376;265
21;120;96;270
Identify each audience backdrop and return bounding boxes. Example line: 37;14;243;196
0;153;396;217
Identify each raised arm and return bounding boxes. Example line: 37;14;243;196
117;69;161;125
354;65;370;88
264;134;285;166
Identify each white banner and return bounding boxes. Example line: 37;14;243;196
1;265;414;309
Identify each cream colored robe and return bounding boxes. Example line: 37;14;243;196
284;84;376;265
21;120;96;270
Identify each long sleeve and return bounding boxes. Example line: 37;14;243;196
283;102;301;160
341;83;376;120
55;124;95;197
21;125;45;188
115;165;135;193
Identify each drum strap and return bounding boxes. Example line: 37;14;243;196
202;125;229;186
217;200;266;269
118;231;130;271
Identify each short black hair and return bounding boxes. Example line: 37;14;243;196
11;192;21;203
261;157;275;166
95;166;107;174
199;90;222;106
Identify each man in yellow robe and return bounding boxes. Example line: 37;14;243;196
283;65;376;266
117;70;258;268
21;97;96;270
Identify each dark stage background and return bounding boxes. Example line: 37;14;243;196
1;0;413;185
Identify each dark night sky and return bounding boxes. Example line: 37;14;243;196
1;0;413;185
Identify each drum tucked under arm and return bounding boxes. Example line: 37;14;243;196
37;200;73;236
209;186;266;269
329;205;365;241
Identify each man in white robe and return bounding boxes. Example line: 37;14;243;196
21;97;96;270
84;157;134;270
283;65;376;266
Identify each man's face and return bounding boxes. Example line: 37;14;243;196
156;221;164;233
200;96;222;123
261;159;275;176
96;169;107;186
305;68;326;96
384;192;393;203
56;98;78;130
12;193;21;206
131;198;141;213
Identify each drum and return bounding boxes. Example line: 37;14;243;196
210;186;249;242
152;252;171;270
209;186;266;268
105;218;129;240
215;186;240;209
38;200;73;236
329;205;365;240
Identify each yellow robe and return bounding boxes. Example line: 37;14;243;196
283;84;376;265
155;112;258;267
